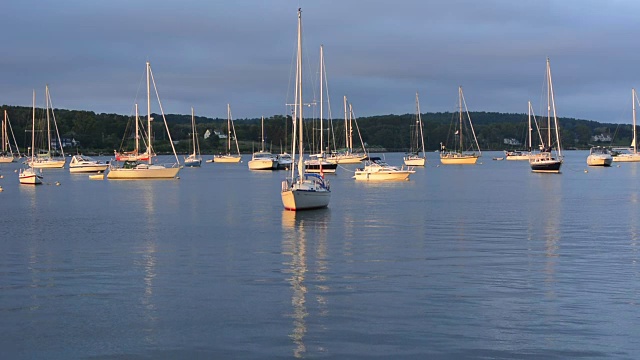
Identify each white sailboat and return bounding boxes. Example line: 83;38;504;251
612;88;640;162
440;86;481;165
19;91;43;185
27;85;66;168
281;8;331;211
529;58;563;173
184;107;202;167
0;109;21;163
504;102;536;160
107;61;181;180
248;116;278;170
325;96;367;164
403;92;427;166
212;104;242;163
304;45;337;174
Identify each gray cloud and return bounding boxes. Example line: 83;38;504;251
2;0;640;123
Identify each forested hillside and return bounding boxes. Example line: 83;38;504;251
1;105;629;154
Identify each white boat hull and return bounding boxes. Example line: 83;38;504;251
19;168;43;185
505;154;532;160
439;153;479;165
248;159;276;170
403;156;426;166
69;164;109;173
281;176;331;210
587;154;613;166
612;153;640;162
213;155;242;163
325;155;366;164
0;156;16;163
353;170;414;181
107;164;180;179
29;158;66;168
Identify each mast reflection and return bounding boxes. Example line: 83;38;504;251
281;209;331;358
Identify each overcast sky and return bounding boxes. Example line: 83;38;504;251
2;0;639;123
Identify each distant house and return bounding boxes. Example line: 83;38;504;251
52;137;80;149
591;133;612;142
503;138;521;146
214;130;228;139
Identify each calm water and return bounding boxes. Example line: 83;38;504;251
1;151;639;359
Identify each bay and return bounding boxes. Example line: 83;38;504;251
1;151;639;359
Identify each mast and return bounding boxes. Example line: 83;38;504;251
320;45;324;157
46;85;51;156
344;95;348;152
527;101;532;152
191;107;196;156
135;103;139;155
546;58;551;151
634;88;637;155
547;57;561;157
261;116;265;152
349;103;353;152
2;110;5;153
416;92;425;156
296;7;304;181
31;90;36;163
227;103;232;153
458;86;463;152
146;61;152;164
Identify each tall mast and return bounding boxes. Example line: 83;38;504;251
191;107;196;156
546;58;552;150
344;95;348;152
31;90;36;162
261;116;265;152
527;101;532;152
135;103;139;155
227;103;231;153
146;61;152;164
2;110;6;153
416;92;425;156
634;88;637;155
547;57;561;157
459;86;463;152
297;8;304;181
320;45;324;156
46;85;51;156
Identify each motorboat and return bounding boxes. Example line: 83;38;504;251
586;146;613;166
69;155;109;173
353;157;415;181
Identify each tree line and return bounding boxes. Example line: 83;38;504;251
1;104;631;155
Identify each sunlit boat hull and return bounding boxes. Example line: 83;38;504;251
439;153;479;165
213;155;242;163
586;155;613;167
107;164;180;179
184;157;202;167
248;159;277;170
281;177;331;211
325;154;366;164
29;158;66;168
612;153;640;162
19;168;43;185
403;156;426;166
504;152;532;161
69;164;109;173
0;156;16;163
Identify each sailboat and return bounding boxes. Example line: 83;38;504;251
27;85;66;168
19;91;43;185
612;88;640;162
0;110;20;163
184;107;202;167
281;8;331;211
212;104;242;163
325;96;367;164
248;116;278;170
439;86;481;165
505;102;537;160
305;45;338;174
529;58;563;173
403;92;427;166
107;61;181;180
114;103;153;162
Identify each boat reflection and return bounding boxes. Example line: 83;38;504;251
281;209;331;358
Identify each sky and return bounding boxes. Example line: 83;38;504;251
2;0;640;123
